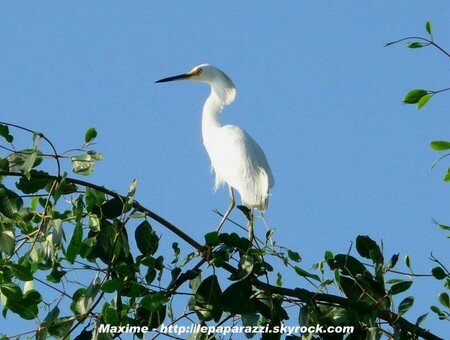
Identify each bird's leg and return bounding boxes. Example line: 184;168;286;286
260;211;275;250
248;211;255;243
237;205;254;242
216;186;235;232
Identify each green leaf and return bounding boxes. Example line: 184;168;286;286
430;305;441;315
435;223;450;231
438;292;450;309
24;289;42;304
10;264;33;281
237;237;251;252
398;296;414;316
338;276;362;300
127;178;138;196
145;267;157;285
19;151;37;179
0;158;9;180
87;150;103;161
431;266;447;280
74;276;100;315
101;278;125;293
7;150;43;172
204;231;220;246
430;141;450;151
84;127;97;144
389;280;412;295
425;21;432;35
79;237;96;260
167;267;181;290
32;132;41;149
135;220;158;256
42;305;60;324
71;154;95;175
135;303;166;330
195;275;222;304
355;235;383;263
104;307;119;325
293;266;320;281
171;242;180;264
288;249;302;262
0;224;15;256
70;288;86;314
194;275;222;321
403;89;428;104
16;170;50;194
415;313;428;327
0;124;8;137
8;298;38;319
331;308;359;324
0;124;13;143
256;292;286;321
46;265;67;283
219;232;242;248
404;255;411;269
443;170;450;182
188;273;202;293
100;197;125;219
406;42;425;48
85;187;106;211
38;306;60;339
328;254;369;277
221;279;252;314
230;254;254;281
241;313;260;338
52;177;78;199
276;272;282;287
140;292;168;312
386;253;399;270
47;316;75;338
0;282;23;301
66;222;83;263
417;93;432;109
0;185;24;219
324;250;334;261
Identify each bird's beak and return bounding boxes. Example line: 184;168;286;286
155;73;192;83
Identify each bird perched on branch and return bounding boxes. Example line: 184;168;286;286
156;64;274;238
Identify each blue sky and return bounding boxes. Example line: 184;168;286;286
1;2;449;337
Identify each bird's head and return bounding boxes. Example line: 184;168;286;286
156;64;236;105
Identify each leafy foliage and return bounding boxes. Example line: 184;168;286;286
0;122;445;340
386;19;450;334
386;20;449;111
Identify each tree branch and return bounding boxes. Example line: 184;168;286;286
0;171;204;252
0;171;443;340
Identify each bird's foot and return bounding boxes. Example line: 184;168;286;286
202;245;213;262
236;205;252;220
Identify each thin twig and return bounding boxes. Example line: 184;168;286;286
385;36;450;59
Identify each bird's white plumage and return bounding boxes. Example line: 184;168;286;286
207;124;274;210
200;91;274;210
156;64;274;212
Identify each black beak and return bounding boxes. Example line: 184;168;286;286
155;73;192;83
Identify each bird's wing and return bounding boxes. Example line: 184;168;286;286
211;125;274;192
237;127;274;189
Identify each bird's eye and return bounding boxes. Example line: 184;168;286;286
196;68;202;75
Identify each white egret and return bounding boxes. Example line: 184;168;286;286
156;64;274;237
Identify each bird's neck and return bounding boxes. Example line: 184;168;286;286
202;90;223;140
